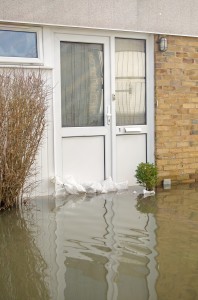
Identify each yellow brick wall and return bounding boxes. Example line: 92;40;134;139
155;35;198;184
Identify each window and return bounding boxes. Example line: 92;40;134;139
60;42;104;127
0;27;42;64
115;38;146;126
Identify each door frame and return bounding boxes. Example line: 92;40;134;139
53;28;154;184
53;33;112;181
110;33;155;181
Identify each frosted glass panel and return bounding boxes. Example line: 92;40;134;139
115;38;146;126
61;42;104;127
0;30;37;58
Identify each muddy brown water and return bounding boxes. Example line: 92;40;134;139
0;184;198;300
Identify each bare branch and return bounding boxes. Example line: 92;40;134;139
0;68;50;210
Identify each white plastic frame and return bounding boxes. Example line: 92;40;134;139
0;25;43;65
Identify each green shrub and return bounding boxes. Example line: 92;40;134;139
135;162;158;191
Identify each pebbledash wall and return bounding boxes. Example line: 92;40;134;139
155;35;198;185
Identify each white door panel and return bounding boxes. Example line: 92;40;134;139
116;135;146;185
62;136;105;183
54;34;111;183
115;38;148;185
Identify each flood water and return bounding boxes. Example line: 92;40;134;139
1;184;198;300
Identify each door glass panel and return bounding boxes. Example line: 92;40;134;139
60;42;104;127
115;38;146;126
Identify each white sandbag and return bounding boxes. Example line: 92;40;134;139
54;187;66;196
115;181;128;191
102;177;117;192
82;181;107;194
143;189;155;198
92;182;107;194
63;175;86;194
50;176;64;187
50;176;66;196
52;175;128;196
63;183;79;195
82;182;96;194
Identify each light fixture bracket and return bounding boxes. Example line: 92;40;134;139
159;37;168;52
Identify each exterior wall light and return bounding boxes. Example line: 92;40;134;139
159;37;168;52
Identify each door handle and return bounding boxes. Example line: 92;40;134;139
106;105;112;125
124;127;142;133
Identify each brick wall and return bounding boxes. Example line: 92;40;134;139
155;35;198;184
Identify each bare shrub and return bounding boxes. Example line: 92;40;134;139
0;69;49;210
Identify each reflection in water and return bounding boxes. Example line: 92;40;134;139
0;208;50;300
1;185;198;300
54;190;156;300
155;186;198;300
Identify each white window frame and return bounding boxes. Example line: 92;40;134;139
0;26;43;65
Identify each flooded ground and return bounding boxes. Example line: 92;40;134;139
0;184;198;300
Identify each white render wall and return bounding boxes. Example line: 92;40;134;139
0;0;198;37
0;26;155;196
0;27;55;197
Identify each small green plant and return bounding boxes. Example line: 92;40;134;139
135;162;158;191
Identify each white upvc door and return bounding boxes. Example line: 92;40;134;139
111;35;154;185
54;34;112;183
54;31;154;186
